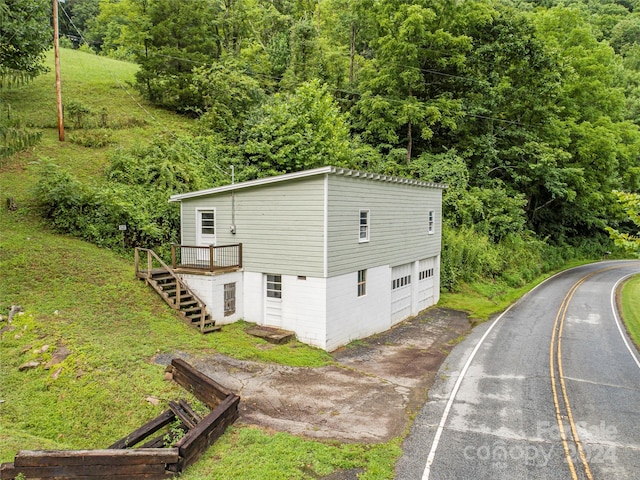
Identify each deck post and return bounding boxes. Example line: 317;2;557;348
147;250;152;279
171;245;177;269
238;243;243;269
209;246;215;272
176;278;181;307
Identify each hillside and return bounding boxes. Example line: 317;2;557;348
0;49;399;479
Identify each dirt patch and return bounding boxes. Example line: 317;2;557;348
155;308;470;444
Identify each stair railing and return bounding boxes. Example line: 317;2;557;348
134;247;209;332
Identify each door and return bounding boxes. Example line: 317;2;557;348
417;257;436;311
391;264;413;323
196;209;216;264
265;274;283;327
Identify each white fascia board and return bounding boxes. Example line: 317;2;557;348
169;166;334;202
168;166;447;203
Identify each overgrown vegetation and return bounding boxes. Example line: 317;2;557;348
620;275;640;349
13;0;636;289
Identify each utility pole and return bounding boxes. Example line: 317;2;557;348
53;0;64;141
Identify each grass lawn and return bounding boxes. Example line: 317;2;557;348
620;275;640;351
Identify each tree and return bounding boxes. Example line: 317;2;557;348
0;0;51;158
606;190;640;257
58;0;101;48
190;60;265;138
531;5;640;238
354;0;470;162
0;0;51;83
241;80;355;177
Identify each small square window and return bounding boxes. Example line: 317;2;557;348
266;274;282;299
357;269;367;296
428;211;435;235
359;210;370;242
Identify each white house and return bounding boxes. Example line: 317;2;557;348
168;166;445;351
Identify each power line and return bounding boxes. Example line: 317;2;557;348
57;2;231;180
59;2;530;137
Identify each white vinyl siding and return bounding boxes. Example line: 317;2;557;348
327;175;442;277
180;176;326;277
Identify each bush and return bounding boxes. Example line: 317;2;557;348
33;162;180;254
440;224;594;293
68;129;113;148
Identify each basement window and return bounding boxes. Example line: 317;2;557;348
357;269;367;297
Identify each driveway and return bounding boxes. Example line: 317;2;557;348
155;307;470;443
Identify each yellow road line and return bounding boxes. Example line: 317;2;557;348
550;266;623;479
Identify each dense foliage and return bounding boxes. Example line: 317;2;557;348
0;0;51;157
607;190;640;257
28;0;640;288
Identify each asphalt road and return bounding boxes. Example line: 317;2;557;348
396;261;640;480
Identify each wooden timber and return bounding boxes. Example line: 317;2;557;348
109;410;176;449
170;358;231;408
0;449;178;480
176;394;240;471
0;360;239;479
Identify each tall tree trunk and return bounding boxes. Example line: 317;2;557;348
407;87;413;163
407;120;412;163
350;24;356;84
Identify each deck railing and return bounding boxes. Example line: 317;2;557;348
171;244;242;272
134;247;210;331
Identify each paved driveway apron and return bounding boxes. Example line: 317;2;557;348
397;261;640;480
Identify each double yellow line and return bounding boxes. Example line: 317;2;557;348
548;268;617;480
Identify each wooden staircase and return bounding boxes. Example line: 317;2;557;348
135;248;220;333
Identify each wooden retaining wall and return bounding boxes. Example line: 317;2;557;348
0;359;239;479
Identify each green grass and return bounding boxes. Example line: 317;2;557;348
0;49;395;479
184;428;401;480
620;275;640;350
438;259;596;321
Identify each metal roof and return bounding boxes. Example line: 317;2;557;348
169;166;447;202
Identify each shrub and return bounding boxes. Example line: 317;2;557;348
33;162;180;254
68;129;113;148
65;100;92;129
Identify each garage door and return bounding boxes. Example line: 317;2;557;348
391;264;412;323
417;257;436;311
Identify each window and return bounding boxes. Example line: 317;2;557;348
201;211;215;235
392;275;411;290
224;283;236;316
428;210;435;235
419;268;434;280
266;274;282;299
359;210;370;242
357;269;367;297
